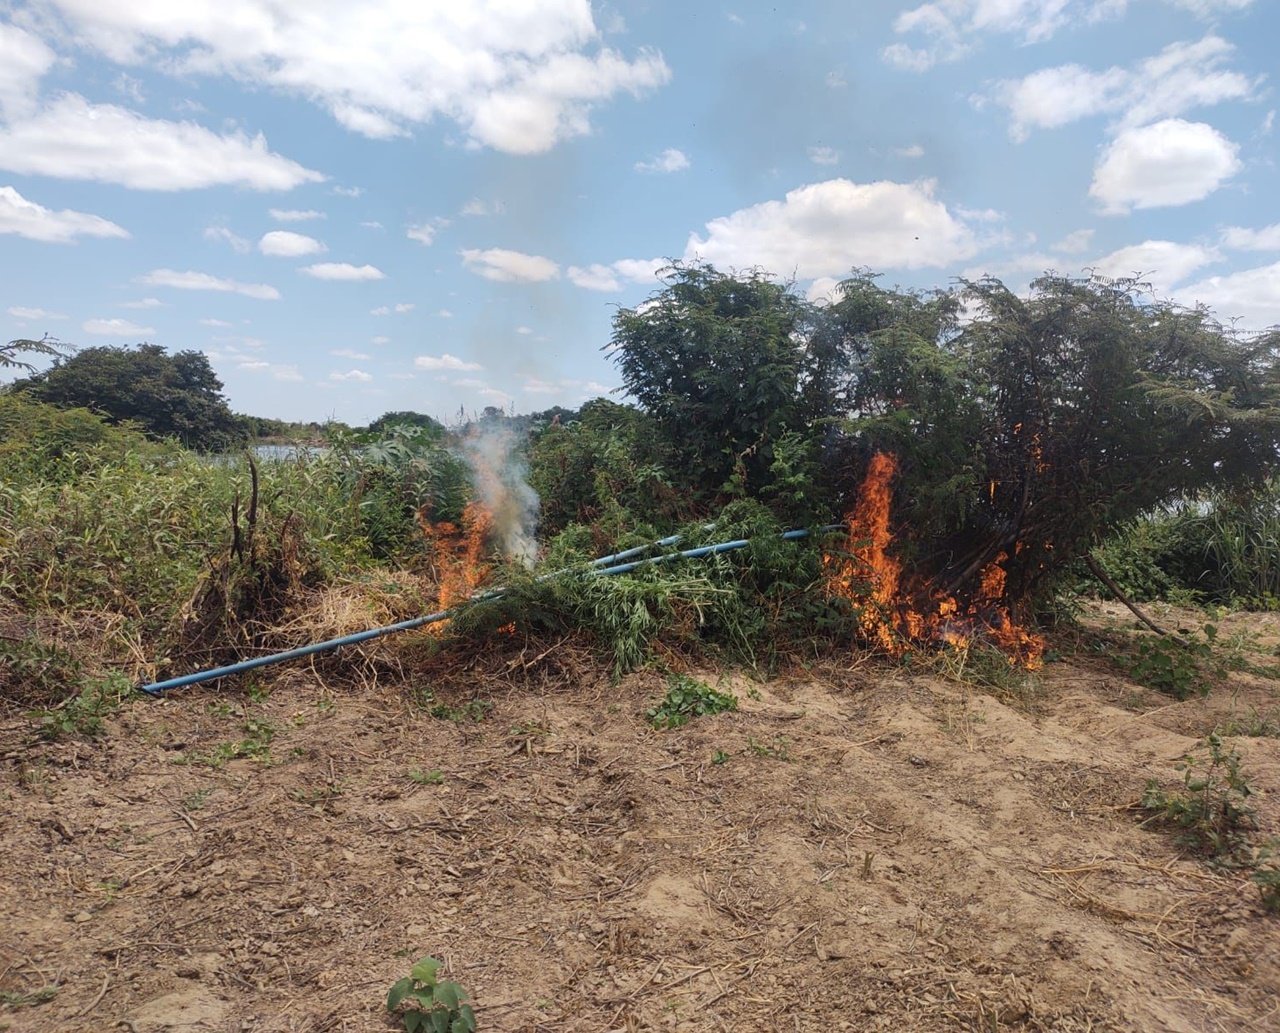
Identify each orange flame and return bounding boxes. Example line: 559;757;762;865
826;453;1044;668
418;502;496;627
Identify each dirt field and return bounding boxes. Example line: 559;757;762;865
2;602;1278;1032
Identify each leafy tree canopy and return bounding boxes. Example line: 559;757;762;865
12;343;244;452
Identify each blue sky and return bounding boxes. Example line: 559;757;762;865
1;0;1276;424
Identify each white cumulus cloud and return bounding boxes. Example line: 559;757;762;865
407;219;449;245
301;262;385;281
989;36;1259;141
83;317;155;336
269;208;325;222
1180;260;1280;330
635;147;690;173
415;353;483;371
1089;118;1240;213
1222;224;1280;251
121;297;164;309
260;230;326;257
1089;240;1221;291
329;369;373;382
461;248;559;283
568;257;664;292
41;1;671;154
807;146;839;166
0;185;130;243
140;268;281;300
8;306;66;320
0;94;322;191
683;178;979;278
0;22;55;120
203;225;251;252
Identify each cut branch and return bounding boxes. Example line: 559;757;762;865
1084;553;1168;636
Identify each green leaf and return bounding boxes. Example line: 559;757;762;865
430;1011;450;1033
411;957;441;986
387;977;413;1012
459;1004;477;1030
434;982;459;1010
404;1012;425;1033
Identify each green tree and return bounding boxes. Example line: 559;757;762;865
367;410;446;438
14;343;245;451
609;263;824;503
838;273;1280;610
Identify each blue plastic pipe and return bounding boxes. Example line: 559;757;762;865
136;525;840;696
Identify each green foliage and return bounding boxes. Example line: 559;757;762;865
1253;847;1280;913
13;343;246;452
609;263;827;505
1141;733;1256;865
0;985;59;1008
529;398;678;537
647;673;738;729
31;672;132;739
367;411;447;439
386;957;476;1033
2;335;66;373
1126;625;1218;700
409;768;445;785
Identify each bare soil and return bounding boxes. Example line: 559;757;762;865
2;603;1278;1032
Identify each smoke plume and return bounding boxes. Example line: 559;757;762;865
462;422;540;566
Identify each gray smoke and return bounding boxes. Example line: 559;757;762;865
462;422;540;566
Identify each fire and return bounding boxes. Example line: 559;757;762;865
418;501;495;616
826;453;1044;668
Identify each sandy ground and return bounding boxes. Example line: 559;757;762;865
2;603;1278;1032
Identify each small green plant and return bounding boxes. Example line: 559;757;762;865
1127;625;1218;700
1141;733;1256;864
647;674;737;729
746;734;791;761
711;749;730;765
1253;844;1280;913
181;788;212;811
199;717;276;767
386;957;476;1033
32;672;132;739
0;986;58;1008
1216;708;1280;738
428;699;492;723
409;768;444;785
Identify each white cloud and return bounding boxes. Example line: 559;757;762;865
371;335;390;344
330;348;371;360
567;263;621;291
0;94;322;191
415;353;483;371
1180;260;1280;330
394;303;414;313
461;247;559;283
269;208;325;222
0;22;55;120
807;146;839;166
233;359;303;381
1090;118;1240;213
806;276;842;302
407;219;449;245
989;36;1259;141
635;147;690;173
83;317;155;336
301;262;385;281
0;185;130;243
516;325;533;335
1053;228;1095;253
331;185;363;197
883;2;1226;72
203;225;251;252
461;198;503;216
8;306;66;320
370;306;390;316
568;257;664;292
1169;0;1255;13
523;377;557;394
893;144;926;158
259;230;326;257
48;2;671;155
201;317;232;327
1089;240;1221;291
121;297;164;309
140;268;281;300
437;308;453;318
684;178;978;278
361;220;384;229
329;368;373;382
1222;224;1280;251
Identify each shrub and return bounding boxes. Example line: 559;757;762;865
647;674;738;729
1141;734;1256;865
386;957;476;1033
